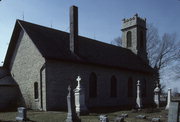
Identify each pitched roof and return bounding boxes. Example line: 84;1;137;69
0;67;9;79
4;20;154;73
0;67;17;86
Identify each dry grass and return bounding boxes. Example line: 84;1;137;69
0;108;168;122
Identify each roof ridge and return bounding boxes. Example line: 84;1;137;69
18;19;128;51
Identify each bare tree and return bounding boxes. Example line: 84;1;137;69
148;31;180;70
110;23;180;85
146;24;160;68
110;37;122;46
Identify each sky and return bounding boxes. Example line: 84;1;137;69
0;0;180;90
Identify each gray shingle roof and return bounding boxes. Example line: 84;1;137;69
0;67;17;86
5;20;154;73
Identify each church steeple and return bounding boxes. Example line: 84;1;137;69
121;14;148;63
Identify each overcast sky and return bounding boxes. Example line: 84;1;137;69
0;0;180;90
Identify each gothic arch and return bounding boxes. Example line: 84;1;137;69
110;75;117;97
141;79;147;97
127;77;133;97
34;82;39;99
89;72;97;98
127;31;132;47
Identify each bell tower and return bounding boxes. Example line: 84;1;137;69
121;14;148;63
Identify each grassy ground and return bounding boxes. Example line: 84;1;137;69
0;108;168;122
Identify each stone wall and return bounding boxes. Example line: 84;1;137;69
46;60;154;110
9;30;46;110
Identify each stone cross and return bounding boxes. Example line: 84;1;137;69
136;80;142;109
74;76;89;115
168;102;179;122
165;88;172;110
66;85;81;122
154;83;160;108
16;107;27;121
76;76;81;88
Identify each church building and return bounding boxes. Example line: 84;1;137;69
2;6;155;111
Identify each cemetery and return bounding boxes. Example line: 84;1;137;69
0;81;179;122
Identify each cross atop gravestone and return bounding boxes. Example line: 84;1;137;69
74;76;89;115
76;76;81;89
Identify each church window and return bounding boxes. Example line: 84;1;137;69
141;79;147;97
127;77;133;97
89;72;97;98
110;76;117;97
34;82;39;99
140;31;144;49
127;31;132;47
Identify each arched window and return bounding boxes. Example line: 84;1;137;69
141;79;147;97
128;77;133;97
89;72;97;98
140;31;144;49
110;76;117;97
34;82;39;99
127;31;132;47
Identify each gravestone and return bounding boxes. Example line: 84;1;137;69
99;115;109;122
151;118;160;122
136;80;142;109
66;85;81;122
154;83;160;108
114;117;124;122
168;102;179;122
16;107;27;121
136;115;146;119
119;113;128;118
74;76;89;115
166;88;172;110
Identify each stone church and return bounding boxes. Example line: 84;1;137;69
2;6;155;111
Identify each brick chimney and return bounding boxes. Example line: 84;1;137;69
70;6;78;53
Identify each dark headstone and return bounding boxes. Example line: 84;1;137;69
136;115;146;119
114;117;124;122
99;115;109;122
151;118;160;122
16;107;27;121
168;102;179;122
66;85;81;122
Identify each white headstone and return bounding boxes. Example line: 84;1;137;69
99;115;109;122
168;102;179;122
16;107;27;121
165;88;171;110
154;84;160;108
74;76;88;115
66;85;81;122
136;80;142;109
